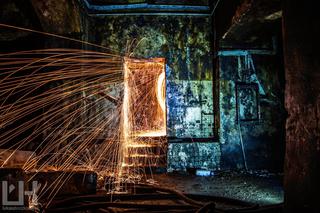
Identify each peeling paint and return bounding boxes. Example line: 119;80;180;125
167;142;221;171
219;54;285;170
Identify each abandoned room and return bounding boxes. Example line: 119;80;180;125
0;0;319;212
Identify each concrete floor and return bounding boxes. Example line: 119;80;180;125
151;170;284;205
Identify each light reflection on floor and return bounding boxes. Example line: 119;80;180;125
152;171;284;205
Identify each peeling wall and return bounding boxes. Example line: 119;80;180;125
219;53;285;171
86;15;212;80
84;15;218;171
1;1;286;172
31;0;82;34
168;143;221;171
167;79;214;138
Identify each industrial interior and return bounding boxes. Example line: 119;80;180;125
0;0;319;212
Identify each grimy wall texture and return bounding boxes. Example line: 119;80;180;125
219;53;285;171
83;15;220;171
83;13;285;172
0;0;286;172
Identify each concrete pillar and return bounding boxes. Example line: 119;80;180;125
282;1;320;212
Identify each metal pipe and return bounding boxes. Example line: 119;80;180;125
211;0;222;16
238;116;248;171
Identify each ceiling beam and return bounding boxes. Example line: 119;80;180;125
81;0;210;15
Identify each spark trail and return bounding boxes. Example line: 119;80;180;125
0;24;167;207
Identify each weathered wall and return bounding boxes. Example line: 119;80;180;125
168;142;221;171
85;15;219;171
219;53;285;171
283;0;320;212
1;0;287;173
30;0;81;35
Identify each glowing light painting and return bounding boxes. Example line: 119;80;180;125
120;57;167;180
0;24;167;208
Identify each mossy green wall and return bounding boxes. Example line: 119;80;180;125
87;15;212;81
85;15;218;171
